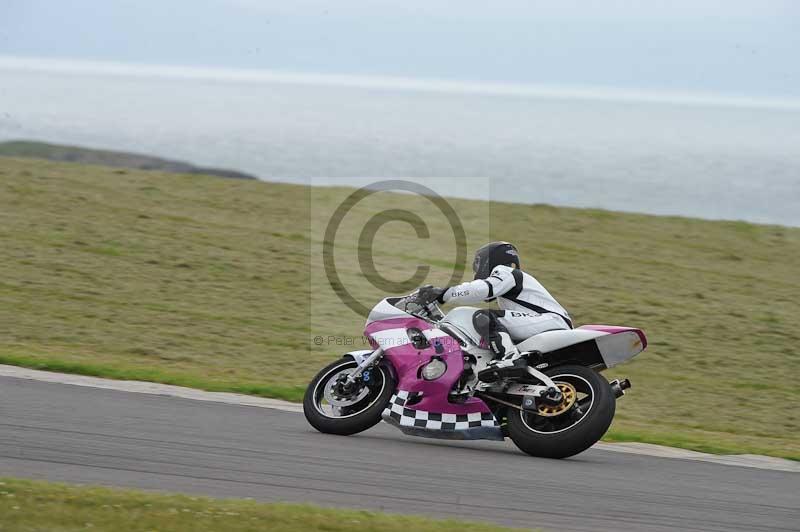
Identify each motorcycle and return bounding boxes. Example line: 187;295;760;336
303;291;646;458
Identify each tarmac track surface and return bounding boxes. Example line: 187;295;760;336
0;376;797;532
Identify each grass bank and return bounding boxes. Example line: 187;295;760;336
0;140;257;180
0;478;521;532
0;156;798;459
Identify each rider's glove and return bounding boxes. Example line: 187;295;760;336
417;285;447;305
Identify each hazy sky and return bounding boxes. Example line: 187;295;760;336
1;1;798;98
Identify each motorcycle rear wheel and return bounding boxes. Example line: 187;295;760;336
303;357;395;436
507;364;615;459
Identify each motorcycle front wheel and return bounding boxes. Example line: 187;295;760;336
303;357;395;436
507;364;615;459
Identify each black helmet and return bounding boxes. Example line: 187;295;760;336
472;241;520;279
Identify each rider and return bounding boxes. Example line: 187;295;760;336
418;241;572;380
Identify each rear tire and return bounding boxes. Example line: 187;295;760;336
507;364;615;459
303;357;395;436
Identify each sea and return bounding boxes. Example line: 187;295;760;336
1;57;799;226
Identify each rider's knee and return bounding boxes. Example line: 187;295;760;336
473;309;500;336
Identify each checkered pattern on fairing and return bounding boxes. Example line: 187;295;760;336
383;390;499;430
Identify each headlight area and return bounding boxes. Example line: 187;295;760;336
421;357;447;380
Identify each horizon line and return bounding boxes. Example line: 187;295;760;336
2;55;800;112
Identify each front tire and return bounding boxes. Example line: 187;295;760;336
507;364;615;459
303;357;395;436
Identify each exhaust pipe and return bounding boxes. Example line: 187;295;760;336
610;378;631;398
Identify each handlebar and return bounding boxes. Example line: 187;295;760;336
396;291;444;322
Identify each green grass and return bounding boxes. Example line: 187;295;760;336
1;156;798;460
0;478;523;532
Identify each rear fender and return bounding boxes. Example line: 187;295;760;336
593;329;647;367
525;326;647;371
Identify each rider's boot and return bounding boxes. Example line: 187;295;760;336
477;332;528;383
472;310;529;383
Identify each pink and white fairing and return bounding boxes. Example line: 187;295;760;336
365;299;502;440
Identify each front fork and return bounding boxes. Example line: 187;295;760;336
344;348;384;385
